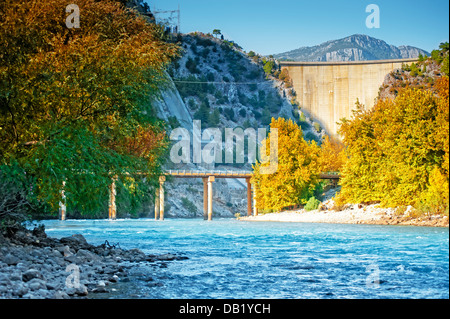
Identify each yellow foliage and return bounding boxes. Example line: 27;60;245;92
418;166;449;216
319;135;346;173
336;76;449;213
252;118;321;212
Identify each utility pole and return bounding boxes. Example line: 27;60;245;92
153;4;180;34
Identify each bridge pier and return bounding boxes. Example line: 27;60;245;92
154;189;160;220
207;176;215;221
108;179;117;220
203;178;208;220
159;176;166;220
246;178;252;216
59;181;66;221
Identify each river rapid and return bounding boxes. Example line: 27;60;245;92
41;218;449;299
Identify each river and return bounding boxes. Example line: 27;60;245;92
41;218;449;299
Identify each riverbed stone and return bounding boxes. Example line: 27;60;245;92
22;269;45;282
76;249;101;263
54;290;70;299
158;253;177;261
65;284;88;297
11;282;29;297
9;271;22;282
4;253;20;266
28;278;47;291
1;225;188;299
45;281;59;291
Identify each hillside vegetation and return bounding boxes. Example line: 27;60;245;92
252;44;449;217
167;32;323;143
335;44;449;216
0;0;179;223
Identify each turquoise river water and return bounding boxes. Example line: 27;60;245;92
41;218;449;299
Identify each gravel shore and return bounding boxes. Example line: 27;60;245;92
240;202;449;227
0;226;187;299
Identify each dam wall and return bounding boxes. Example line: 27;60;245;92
280;59;418;137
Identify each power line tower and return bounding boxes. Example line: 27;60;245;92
152;4;180;34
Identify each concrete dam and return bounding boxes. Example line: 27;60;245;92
279;58;418;137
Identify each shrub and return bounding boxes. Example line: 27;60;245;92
186;57;200;74
168;116;180;129
304;197;321;211
224;107;235;121
417;167;449;216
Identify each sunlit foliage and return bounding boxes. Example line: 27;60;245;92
0;0;179;218
336;77;449;215
252;118;321;212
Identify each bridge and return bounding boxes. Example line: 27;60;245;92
59;170;340;221
279;58;418;137
151;170;340;221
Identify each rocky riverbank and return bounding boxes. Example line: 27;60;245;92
0;226;187;299
240;202;449;227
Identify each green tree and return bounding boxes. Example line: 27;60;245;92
208;108;221;126
0;0;179;219
263;60;275;76
439;42;449;52
194;103;210;124
213;29;222;38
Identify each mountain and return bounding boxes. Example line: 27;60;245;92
273;34;430;62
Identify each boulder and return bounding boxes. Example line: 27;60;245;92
92;286;109;293
32;225;47;239
157;253;177;261
76;249;101;263
22;269;45;282
11;282;29;297
27;278;47;291
54;290;70;299
60;234;91;250
14;231;35;245
65;284;88;297
3;253;20;266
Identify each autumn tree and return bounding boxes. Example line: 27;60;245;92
336;77;449;215
252;118;321;212
319;135;346;173
0;0;179;219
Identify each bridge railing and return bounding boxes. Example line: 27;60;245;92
165;170;341;179
165;169;253;176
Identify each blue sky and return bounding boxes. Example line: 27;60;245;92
147;0;449;56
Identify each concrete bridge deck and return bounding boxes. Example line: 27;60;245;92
165;170;340;180
59;170;341;221
165;170;252;179
154;170;340;221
